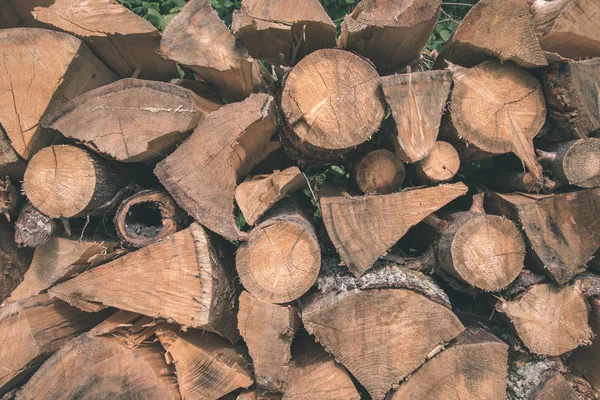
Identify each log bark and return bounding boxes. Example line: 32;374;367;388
380;70;452;163
14;202;58;248
155;93;278;240
41;79;220;163
232;0;336;66
487;171;557;193
571;297;600;393
537;139;600;188
0;218;33;302
280;49;385;164
0;177;20;221
354;149;405;195
415;141;460;185
0;126;26;181
0;28;117;160
339;0;442;73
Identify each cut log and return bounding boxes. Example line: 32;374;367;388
160;0;268;102
533;374;580;400
0;294;106;395
537;139;600;188
7;237;119;303
280;49;385;164
114;189;184;248
488;171;557;193
169;78;225;105
507;356;582;400
497;283;592;356
0;218;33;302
354;150;405;195
14;202;58;248
571;297;600;392
235;166;305;226
23;145;128;219
0;0;178;80
339;0;442;73
236;201;320;303
157;328;254;399
541;59;600;139
14;334;180;400
320;182;468;277
49;223;239;341
89;310;157;347
529;0;600;60
0;177;20;221
232;0;336;66
486;190;600;284
435;0;547;69
155;93;278;240
380;70;452;163
445;61;546;182
238;291;300;392
392;328;508;400
415;141;460;185
41;79;220;163
0;126;26;181
0;28;117;160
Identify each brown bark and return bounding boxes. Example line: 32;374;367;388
354;149;405;194
571;297;600;393
0;177;20;221
14;202;58;248
415;141;460;185
537;139;600;188
0;218;33;302
0;126;26;181
488;171;557;194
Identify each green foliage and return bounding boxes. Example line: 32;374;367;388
118;0;187;31
209;0;241;26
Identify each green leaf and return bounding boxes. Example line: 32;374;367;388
439;30;451;41
144;7;166;30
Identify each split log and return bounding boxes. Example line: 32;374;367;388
380;70;452;163
0;126;26;181
571;297;600;392
415;141;460;185
435;0;547;69
49;223;239;341
236;201;320;303
89;310;156;345
41;79;220;163
14;202;58;248
0;0;178;80
235;166;305;226
0;177;20;221
497;283;592;356
537;139;600;188
0;28;117;160
169;78;225;105
0;218;33;302
320;182;468;277
238;291;300;392
354;149;405;195
160;0;268;102
23;145;128;219
157;328;254;399
280;49;385;164
232;0;336;66
0;294;106;395
488;171;557;193
486;190;600;284
114;189;184;248
507;357;584;400
339;0;441;73
532;374;581;400
155;93;278;240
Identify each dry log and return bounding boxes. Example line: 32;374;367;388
157;328;254;399
571;297;600;392
155;93;278;240
169;78;225;105
235;166;305;226
0;126;26;181
0;218;33;302
0;0;178;80
14;202;58;248
238;291;300;392
280;49;385;164
49;223;238;341
160;0;268;102
532;374;581;400
380;70;452;163
23;145;128;219
236;201;320;304
232;0;336;66
320;182;468;277
486;190;600;284
41;79;220;163
339;0;441;73
0;177;20;221
537;139;600;188
435;0;547;69
0;28;117;160
488;171;557;193
354;149;405;195
415;141;460;185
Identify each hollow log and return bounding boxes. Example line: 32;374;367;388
537;139;600;188
0;218;33;302
0;177;20;221
415;141;460;185
354;149;405;195
14;202;58;248
571;297;600;393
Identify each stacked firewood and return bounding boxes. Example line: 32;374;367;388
1;0;600;399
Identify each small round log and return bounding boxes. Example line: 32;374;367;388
354;149;405;194
538;138;600;188
415;141;460;185
14;202;59;248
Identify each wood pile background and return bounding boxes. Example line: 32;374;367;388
1;0;600;399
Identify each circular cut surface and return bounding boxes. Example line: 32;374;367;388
281;49;385;151
237;220;321;303
452;215;525;291
356;149;405;194
564;138;600;188
24;145;96;218
352;0;441;27
418;141;460;183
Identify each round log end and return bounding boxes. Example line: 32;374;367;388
355;149;405;194
415;141;460;185
562;138;600;188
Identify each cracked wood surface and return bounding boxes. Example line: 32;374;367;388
0;217;33;303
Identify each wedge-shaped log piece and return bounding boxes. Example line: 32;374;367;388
169;78;224;105
41;79;220;163
381;71;452;163
232;0;336;66
497;283;592;356
415;141;460;185
49;223;238;341
354;149;405;195
90;311;158;349
0;294;105;395
160;0;267;102
320;182;468;277
486;190;600;284
339;0;441;73
533;374;581;400
157;328;254;399
0;218;33;302
14;201;58;248
155;93;278;240
538;139;600;188
0;127;25;181
0;28;117;160
571;298;600;392
14;334;180;400
302;289;464;400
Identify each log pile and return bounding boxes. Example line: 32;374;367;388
1;0;600;399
